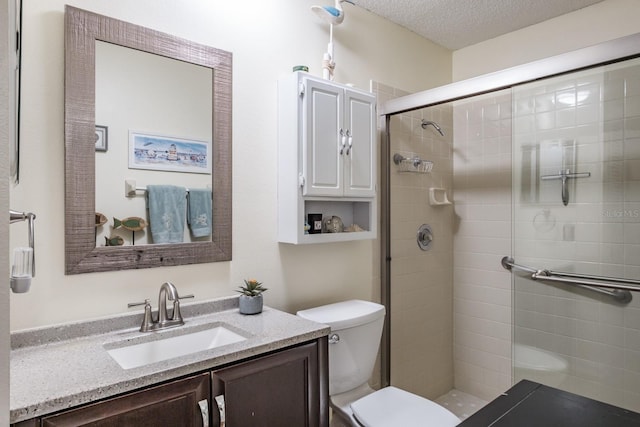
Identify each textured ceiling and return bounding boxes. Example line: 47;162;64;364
351;0;605;50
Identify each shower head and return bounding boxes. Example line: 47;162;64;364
421;120;445;136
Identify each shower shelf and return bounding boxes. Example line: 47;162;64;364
393;153;433;173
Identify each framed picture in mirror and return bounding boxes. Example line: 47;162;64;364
128;131;210;174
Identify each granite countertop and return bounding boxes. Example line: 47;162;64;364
10;296;330;423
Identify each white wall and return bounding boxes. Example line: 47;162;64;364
9;0;451;330
453;0;640;81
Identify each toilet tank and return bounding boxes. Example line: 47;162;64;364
297;300;385;395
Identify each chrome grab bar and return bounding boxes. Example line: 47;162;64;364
501;256;635;304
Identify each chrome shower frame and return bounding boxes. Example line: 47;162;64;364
378;32;640;388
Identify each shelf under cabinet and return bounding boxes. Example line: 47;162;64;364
278;198;376;244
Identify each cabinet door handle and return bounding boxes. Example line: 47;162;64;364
346;130;353;155
339;128;346;155
215;394;226;427
198;399;210;427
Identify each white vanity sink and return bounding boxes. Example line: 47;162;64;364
106;325;247;369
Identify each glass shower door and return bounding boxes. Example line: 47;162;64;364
511;57;640;413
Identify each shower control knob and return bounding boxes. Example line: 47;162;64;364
417;224;434;251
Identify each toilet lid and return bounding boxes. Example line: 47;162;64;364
350;386;460;427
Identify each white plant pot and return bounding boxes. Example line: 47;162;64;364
239;294;263;315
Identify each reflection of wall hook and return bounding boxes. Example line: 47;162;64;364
9;210;36;293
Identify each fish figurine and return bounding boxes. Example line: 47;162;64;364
105;235;124;246
113;217;147;232
95;212;107;227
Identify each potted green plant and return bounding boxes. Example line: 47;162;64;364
237;279;268;315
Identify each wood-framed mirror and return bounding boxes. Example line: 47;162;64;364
64;6;232;274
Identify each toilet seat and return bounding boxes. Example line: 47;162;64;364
350;386;460;427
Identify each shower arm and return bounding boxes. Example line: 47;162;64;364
501;256;635;304
420;120;445;136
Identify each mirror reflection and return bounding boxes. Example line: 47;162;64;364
64;6;232;274
95;41;213;246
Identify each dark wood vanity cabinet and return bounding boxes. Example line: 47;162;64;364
211;340;327;427
13;338;328;427
38;373;210;426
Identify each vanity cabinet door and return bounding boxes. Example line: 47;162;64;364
40;373;210;427
211;339;328;427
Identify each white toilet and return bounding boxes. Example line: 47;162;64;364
514;343;569;388
297;299;460;427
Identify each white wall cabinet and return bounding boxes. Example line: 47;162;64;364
302;77;376;198
278;72;377;244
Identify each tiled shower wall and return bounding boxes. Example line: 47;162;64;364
374;81;455;399
511;61;640;412
452;59;640;408
377;59;640;409
452;91;514;401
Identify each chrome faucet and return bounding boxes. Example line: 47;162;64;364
158;281;179;326
128;282;194;332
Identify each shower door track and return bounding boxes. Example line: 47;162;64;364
381;33;640;116
501;256;636;304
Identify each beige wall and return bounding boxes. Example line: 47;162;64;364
1;0;11;422
9;0;451;330
378;82;455;399
453;0;640;81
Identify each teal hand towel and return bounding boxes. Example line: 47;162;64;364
146;185;186;244
187;188;212;238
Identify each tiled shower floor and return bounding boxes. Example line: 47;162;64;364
435;389;489;421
